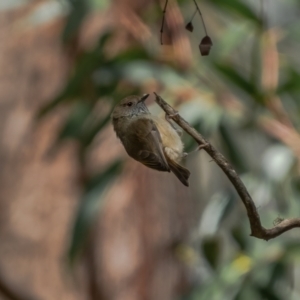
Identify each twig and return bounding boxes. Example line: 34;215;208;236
190;8;197;22
192;0;207;35
160;0;169;45
154;93;300;241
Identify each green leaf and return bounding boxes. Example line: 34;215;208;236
219;122;248;173
201;236;221;270
284;242;300;260
214;62;260;100
112;47;151;64
231;226;248;251
81;112;111;146
37;34;112;118
62;0;89;42
200;192;235;236
58;101;92;140
256;285;282;300
209;0;262;26
68;161;122;264
37;93;68;118
267;261;287;289
277;69;300;94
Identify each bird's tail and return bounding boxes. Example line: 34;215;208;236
167;159;190;187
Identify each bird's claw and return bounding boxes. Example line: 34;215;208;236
184;143;209;157
165;111;179;121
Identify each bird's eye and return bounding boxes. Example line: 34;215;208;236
127;102;133;107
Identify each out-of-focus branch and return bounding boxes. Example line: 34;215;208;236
259;29;300;158
259;117;300;159
261;29;292;128
0;268;39;300
154;93;300;241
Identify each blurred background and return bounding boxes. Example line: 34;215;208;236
1;0;300;299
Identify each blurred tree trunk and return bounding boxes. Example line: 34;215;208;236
0;1;197;300
83;162;197;300
0;3;83;300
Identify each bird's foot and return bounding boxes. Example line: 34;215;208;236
184;143;209;156
165;111;179;122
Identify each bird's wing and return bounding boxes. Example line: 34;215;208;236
126;117;170;172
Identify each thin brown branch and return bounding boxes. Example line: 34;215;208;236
160;0;169;45
192;0;207;35
154;93;300;241
190;8;197;22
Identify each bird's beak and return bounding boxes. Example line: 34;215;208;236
138;94;149;103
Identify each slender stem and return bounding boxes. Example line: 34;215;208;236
190;8;197;22
160;0;169;45
192;0;208;35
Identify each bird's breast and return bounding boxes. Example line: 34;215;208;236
148;115;184;162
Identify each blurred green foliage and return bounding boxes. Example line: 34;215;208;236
40;0;300;298
69;160;122;263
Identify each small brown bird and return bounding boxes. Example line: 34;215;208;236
111;94;190;186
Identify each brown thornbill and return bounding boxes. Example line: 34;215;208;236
111;94;190;186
